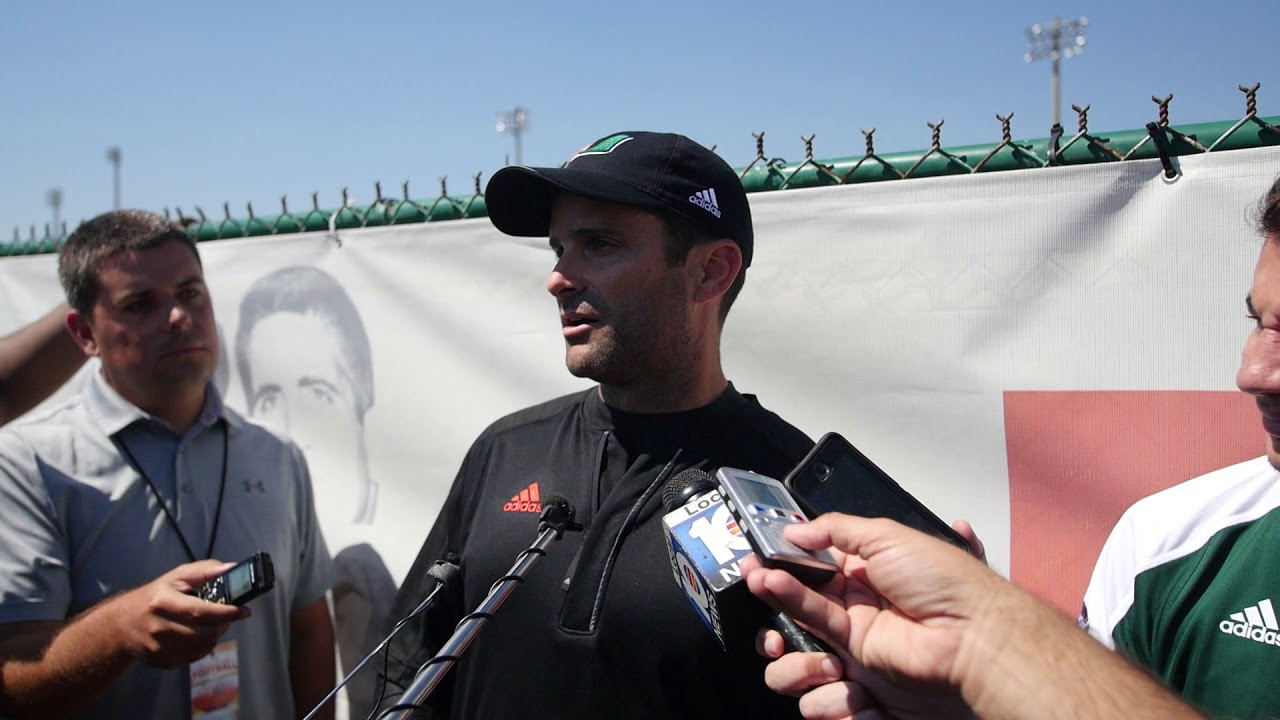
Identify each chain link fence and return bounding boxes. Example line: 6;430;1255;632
6;84;1278;256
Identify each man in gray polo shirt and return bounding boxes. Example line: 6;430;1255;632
0;210;336;719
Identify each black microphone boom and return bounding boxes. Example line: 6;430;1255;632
377;495;581;719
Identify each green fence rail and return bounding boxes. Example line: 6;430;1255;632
6;84;1278;257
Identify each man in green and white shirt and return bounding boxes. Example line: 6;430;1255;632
1082;174;1280;719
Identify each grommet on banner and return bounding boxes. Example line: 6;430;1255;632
1145;122;1178;180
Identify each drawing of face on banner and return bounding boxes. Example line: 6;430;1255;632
213;324;229;396
235;266;377;529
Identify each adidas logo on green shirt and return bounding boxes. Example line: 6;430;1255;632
1219;598;1280;647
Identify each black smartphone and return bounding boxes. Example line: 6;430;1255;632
193;552;275;605
784;432;971;553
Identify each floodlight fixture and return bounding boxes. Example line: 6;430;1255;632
496;107;529;166
1025;16;1088;128
106;146;122;210
46;187;63;237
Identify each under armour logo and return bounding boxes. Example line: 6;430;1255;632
242;479;266;493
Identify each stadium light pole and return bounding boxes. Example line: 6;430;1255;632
106;146;122;210
496;107;529;166
1024;16;1088;129
46;187;63;237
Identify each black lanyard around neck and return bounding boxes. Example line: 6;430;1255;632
113;419;229;563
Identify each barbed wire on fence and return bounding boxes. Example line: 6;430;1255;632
5;83;1278;256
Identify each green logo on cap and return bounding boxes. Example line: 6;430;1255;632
568;134;633;163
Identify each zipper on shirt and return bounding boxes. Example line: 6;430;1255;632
561;430;613;592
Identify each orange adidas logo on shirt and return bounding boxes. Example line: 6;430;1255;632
503;482;542;513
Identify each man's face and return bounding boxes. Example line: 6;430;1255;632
70;240;218;413
244;311;364;523
546;193;695;385
1237;237;1280;470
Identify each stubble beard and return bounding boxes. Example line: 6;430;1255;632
148;330;220;406
563;281;693;388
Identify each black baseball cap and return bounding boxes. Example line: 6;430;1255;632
484;131;754;267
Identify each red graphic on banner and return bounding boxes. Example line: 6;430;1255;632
1005;391;1260;617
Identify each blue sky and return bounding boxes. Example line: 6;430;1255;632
3;1;1275;236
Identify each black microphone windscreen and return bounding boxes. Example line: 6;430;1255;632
543;493;573;516
427;557;461;585
538;493;579;537
662;468;716;512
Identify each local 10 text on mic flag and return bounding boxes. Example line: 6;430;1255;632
662;488;754;649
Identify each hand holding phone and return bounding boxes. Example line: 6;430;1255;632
715;467;837;586
193;552;275;606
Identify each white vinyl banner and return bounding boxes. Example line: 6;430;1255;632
2;145;1277;633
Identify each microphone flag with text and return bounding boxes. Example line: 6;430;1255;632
662;468;750;648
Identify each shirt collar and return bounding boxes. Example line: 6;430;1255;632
582;382;749;439
84;368;236;438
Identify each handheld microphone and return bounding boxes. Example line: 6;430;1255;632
661;469;825;653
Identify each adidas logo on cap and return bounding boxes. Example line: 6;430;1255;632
689;188;722;219
503;482;543;513
1219;598;1280;648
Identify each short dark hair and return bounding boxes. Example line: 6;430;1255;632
656;208;746;325
58;210;200;316
235;266;375;418
1260;174;1280;238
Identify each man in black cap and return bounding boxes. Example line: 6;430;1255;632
380;132;813;718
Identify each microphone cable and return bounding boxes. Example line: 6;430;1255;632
300;555;461;720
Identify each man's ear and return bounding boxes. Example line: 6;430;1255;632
66;309;100;358
690;239;742;306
